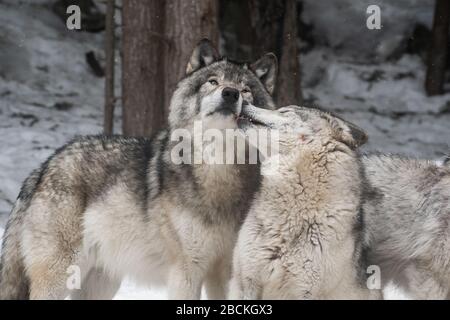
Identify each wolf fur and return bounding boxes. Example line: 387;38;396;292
229;105;381;299
0;39;278;300
362;154;450;299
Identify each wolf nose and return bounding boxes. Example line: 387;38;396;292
222;87;240;104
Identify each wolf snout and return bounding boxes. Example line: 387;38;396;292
222;87;240;104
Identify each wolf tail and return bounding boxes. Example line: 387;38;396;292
0;170;40;299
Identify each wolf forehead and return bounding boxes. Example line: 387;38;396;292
180;60;273;102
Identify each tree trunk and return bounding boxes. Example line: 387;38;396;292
276;0;303;105
219;0;283;61
425;0;450;96
247;0;285;59
163;0;219;114
103;0;115;134
219;0;255;61
122;0;166;137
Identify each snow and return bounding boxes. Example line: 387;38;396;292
302;0;434;59
0;0;447;299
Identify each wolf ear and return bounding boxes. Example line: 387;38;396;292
250;53;278;95
186;39;219;75
329;117;368;149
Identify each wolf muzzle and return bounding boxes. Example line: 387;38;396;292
215;87;241;116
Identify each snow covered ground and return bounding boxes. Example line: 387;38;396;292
302;0;434;59
0;0;448;299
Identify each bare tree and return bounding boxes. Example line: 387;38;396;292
425;0;450;96
122;0;166;137
104;0;115;134
163;0;219;114
122;0;218;137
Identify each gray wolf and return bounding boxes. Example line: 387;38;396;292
362;154;450;299
0;39;278;300
229;105;381;299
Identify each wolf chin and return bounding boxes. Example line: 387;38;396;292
229;105;381;299
0;39;278;300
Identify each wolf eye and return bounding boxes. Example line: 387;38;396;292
242;87;251;94
208;79;218;86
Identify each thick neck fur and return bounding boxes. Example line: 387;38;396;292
160;127;261;224
258;140;362;239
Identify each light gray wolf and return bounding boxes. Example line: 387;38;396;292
362;153;450;299
229;105;381;299
0;39;278;300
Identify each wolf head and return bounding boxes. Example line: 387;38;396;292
168;39;277;131
240;104;368;155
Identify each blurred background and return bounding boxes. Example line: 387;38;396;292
1;0;450;298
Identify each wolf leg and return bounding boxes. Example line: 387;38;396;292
228;240;261;299
167;261;204;299
228;275;242;299
70;268;121;300
407;274;447;299
205;259;231;300
228;270;261;300
229;277;260;299
404;263;448;299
